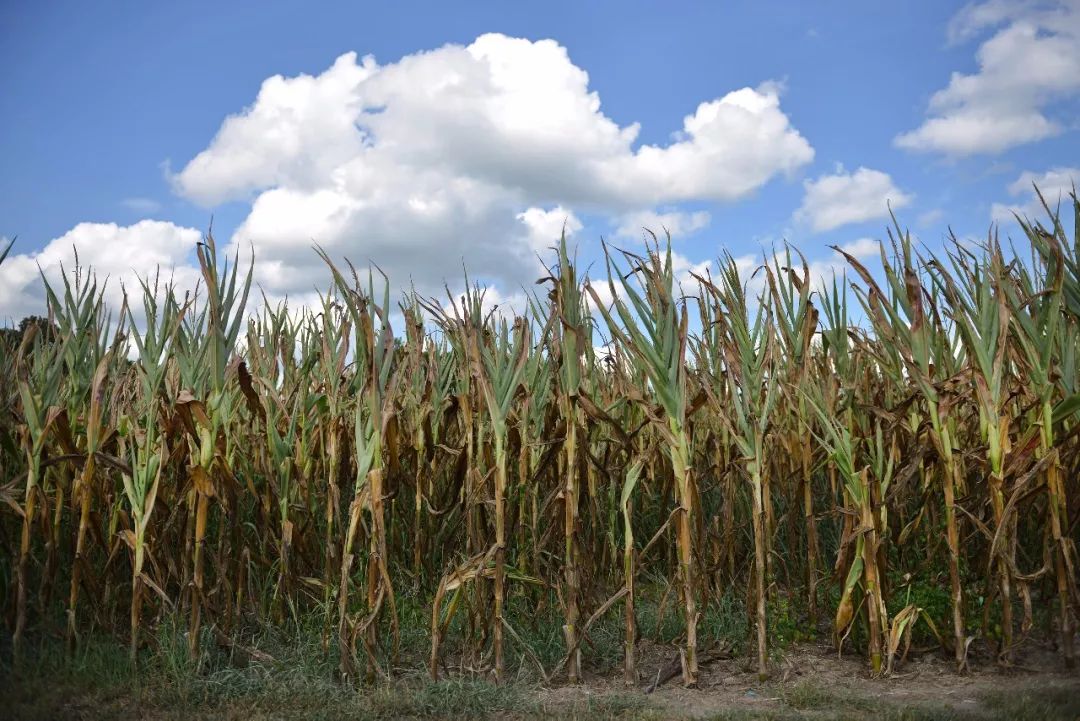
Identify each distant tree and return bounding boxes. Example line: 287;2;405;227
0;315;61;348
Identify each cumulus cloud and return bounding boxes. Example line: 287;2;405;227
991;166;1079;221
0;220;202;323
7;35;815;320
671;250;716;291
896;0;1080;156
172;52;378;206
797;237;882;294
517;206;582;256
838;237;880;258
614;209;711;240
169;34;813;303
795;167;912;233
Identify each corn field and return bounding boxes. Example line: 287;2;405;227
1;192;1078;687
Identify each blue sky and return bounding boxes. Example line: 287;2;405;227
1;0;1078;321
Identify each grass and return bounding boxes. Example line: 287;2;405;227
5;622;1077;720
978;685;1080;720
2;622;533;720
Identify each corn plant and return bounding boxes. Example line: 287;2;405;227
588;237;701;685
706;255;779;680
12;318;67;661
320;251;399;682
765;247;820;620
546;233;589;683
472;313;530;683
38;263;117;651
836;229;970;671
120;275;184;657
1007;196;1078;668
183;233;252;657
933;239;1015;662
3;191;1079;688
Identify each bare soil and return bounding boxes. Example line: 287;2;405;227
536;638;1080;720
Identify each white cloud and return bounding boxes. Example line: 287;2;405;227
671;250;715;293
585;278;615;315
917;208;946;227
803;237;881;293
839;237;880;258
121;197;163;214
614;209;711;240
991;166;1079;221
795;167;912;233
175;43;812;211
517;206;582;257
0;220;202;323
9;35;814;319
595;83;814;206
896;0;1080;156
172;52;378;206
1006;166;1079;199
169;34;813;303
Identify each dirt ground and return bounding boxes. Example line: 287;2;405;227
535;639;1080;720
